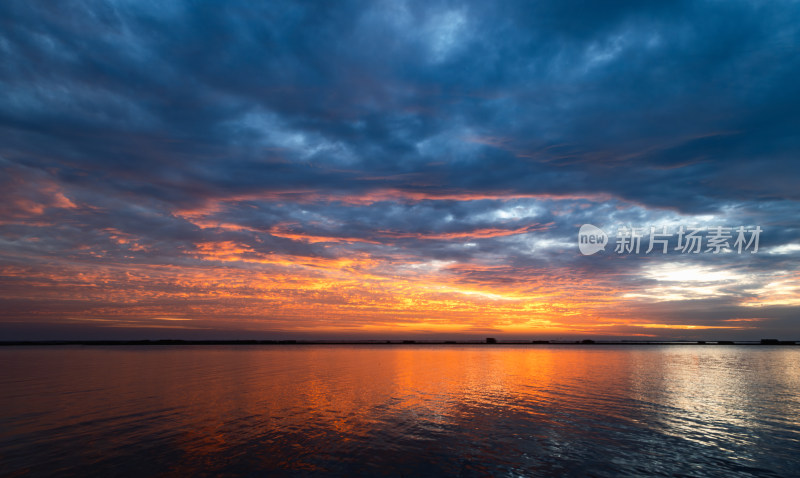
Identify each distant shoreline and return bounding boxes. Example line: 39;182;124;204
1;339;797;346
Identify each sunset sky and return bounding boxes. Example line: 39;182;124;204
1;0;799;340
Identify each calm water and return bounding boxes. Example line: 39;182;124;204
1;346;799;477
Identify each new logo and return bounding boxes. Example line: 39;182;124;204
578;224;607;255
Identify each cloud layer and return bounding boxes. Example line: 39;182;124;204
1;0;799;339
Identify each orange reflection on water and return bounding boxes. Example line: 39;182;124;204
3;346;800;475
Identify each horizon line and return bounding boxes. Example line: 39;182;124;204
2;339;798;346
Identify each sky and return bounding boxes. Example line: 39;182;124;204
1;0;799;341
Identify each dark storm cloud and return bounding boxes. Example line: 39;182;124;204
1;0;798;209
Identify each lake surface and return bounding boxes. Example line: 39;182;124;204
1;345;799;477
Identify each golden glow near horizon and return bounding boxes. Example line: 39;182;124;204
0;188;791;338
